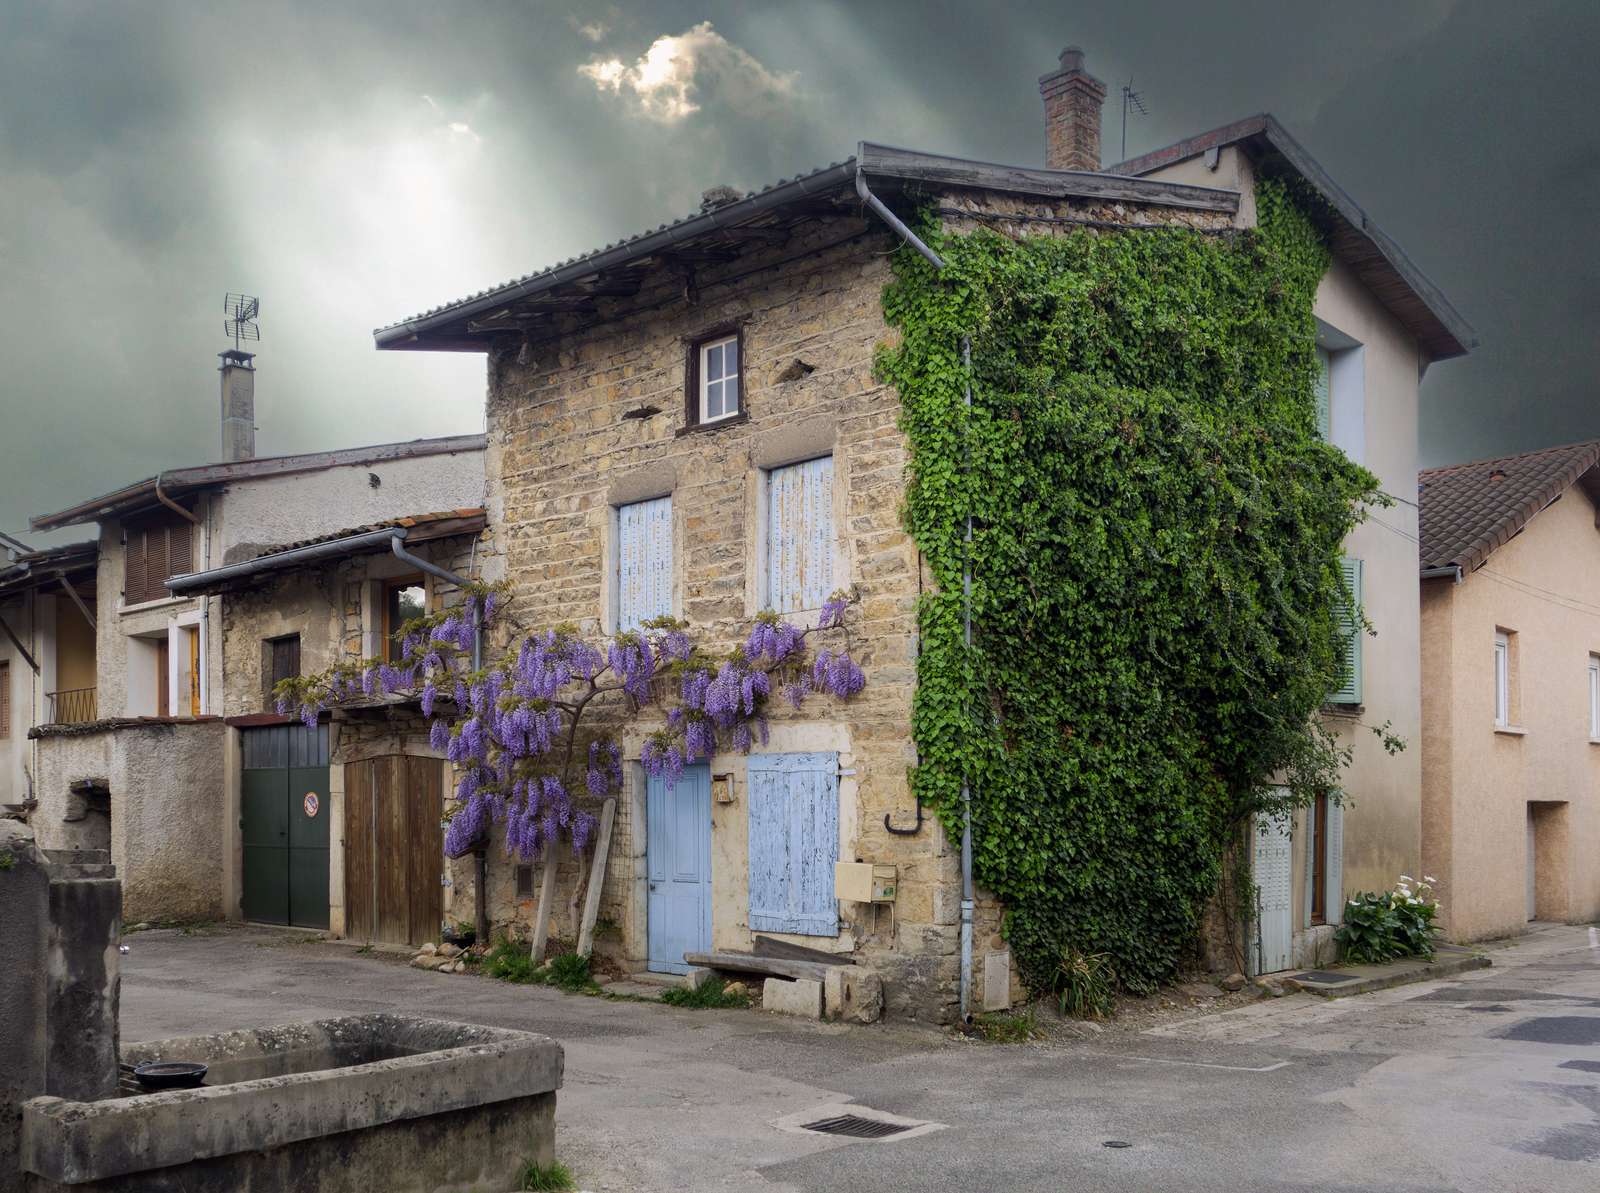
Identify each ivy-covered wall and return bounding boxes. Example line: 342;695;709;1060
878;181;1381;994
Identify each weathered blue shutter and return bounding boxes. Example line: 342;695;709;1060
1324;798;1344;926
1329;557;1363;704
766;457;834;613
746;751;839;936
618;496;671;631
1314;347;1332;441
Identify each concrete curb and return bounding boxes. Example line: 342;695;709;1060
1284;951;1491;998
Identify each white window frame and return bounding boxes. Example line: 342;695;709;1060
1314;321;1365;464
1588;655;1599;740
697;334;740;426
1494;632;1510;728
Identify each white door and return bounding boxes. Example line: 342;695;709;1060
1253;814;1294;974
1526;806;1537;921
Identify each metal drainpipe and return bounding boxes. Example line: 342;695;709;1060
959;335;975;1025
390;535;486;940
855;167;973;1022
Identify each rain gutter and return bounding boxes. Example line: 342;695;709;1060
166;528;404;594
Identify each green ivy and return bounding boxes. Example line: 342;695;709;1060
877;181;1381;994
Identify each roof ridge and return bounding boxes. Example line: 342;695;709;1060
1421;438;1600;480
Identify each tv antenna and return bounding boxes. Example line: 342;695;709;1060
223;292;260;352
1120;78;1148;161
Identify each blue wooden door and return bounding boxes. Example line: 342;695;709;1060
646;764;712;974
747;752;839;936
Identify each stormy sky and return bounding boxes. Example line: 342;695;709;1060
3;1;1595;543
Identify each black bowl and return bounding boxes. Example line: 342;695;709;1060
133;1061;208;1090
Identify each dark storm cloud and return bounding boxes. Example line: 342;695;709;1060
2;0;1595;542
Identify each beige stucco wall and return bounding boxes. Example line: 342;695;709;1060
1144;147;1427;958
1422;484;1600;941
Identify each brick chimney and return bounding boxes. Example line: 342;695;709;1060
1040;46;1106;171
219;349;256;462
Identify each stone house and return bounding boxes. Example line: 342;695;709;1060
370;49;1470;1016
1419;441;1600;941
17;352;484;924
169;508;487;944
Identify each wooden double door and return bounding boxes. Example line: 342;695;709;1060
343;755;444;947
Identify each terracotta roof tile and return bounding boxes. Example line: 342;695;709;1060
1418;441;1600;573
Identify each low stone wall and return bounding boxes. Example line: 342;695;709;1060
31;718;227;923
22;1015;562;1193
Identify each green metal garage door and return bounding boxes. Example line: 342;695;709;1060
241;723;330;928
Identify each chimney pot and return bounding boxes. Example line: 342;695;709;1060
1040;44;1107;172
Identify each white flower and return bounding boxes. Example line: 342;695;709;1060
1399;874;1413;882
1424;876;1437;884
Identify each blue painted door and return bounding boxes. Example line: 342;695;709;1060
646;764;712;974
747;752;839;936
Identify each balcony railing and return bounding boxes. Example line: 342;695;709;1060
47;687;98;725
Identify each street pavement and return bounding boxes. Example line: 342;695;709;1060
120;923;1600;1192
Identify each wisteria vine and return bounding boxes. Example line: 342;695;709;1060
275;582;866;864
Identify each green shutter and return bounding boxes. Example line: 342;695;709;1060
1314;348;1332;441
1330;557;1363;704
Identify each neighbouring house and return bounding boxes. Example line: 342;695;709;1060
0;537;99;812
1113;115;1473;974
1419;441;1600;941
370;45;1471;1016
20;349;485;924
166;508;487;945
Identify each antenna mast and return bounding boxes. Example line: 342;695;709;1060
1120;78;1148;161
223;292;260;353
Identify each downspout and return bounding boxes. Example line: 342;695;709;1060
390;535;487;942
856;164;973;1021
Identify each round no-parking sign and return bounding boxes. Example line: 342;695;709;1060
303;792;320;818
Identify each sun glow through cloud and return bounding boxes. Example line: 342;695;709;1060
577;21;796;122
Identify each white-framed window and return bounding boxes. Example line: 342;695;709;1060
1588;654;1599;739
1494;631;1510;727
764;456;834;614
1314;322;1365;464
695;333;741;426
615;495;672;632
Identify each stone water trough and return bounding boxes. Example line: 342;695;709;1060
21;1014;563;1192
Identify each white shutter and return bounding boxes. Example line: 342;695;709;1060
1324;798;1344;926
1252;812;1293;975
766;457;834;614
617;497;672;631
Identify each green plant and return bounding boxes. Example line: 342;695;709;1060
659;976;750;1009
971;1009;1039;1043
1054;950;1116;1020
876;179;1388;994
1336;876;1439;963
516;1159;575;1192
0;851;14;871
356;942;374;955
544;951;598;993
484;938;541;984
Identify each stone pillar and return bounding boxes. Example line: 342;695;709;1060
220;349;256;462
1039;46;1107;172
0;823;121;1182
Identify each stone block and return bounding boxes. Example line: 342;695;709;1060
982;951;1012;1012
682;966;714;991
762;977;823;1020
823;966;883;1024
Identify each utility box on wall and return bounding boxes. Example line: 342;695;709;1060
834;862;897;903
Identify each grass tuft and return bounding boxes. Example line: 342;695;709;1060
517;1159;575;1192
659;976;750;1009
970;1009;1039;1043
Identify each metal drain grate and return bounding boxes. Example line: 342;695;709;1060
799;1114;914;1139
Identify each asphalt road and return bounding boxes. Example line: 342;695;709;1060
120;923;1600;1192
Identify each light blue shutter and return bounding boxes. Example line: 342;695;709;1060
1324;798;1344;926
1329;557;1363;704
617;497;671;631
1314;348;1332;441
766;457;834;613
1253;812;1293;975
746;752;839;936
